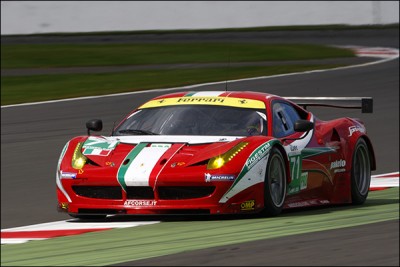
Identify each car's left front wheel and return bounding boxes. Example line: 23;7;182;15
262;147;287;216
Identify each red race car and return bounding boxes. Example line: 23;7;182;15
56;91;375;219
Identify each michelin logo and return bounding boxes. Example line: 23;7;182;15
60;171;77;179
205;173;235;182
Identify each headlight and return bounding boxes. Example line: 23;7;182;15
71;142;87;170
207;142;248;170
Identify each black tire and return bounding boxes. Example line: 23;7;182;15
351;138;371;205
69;214;107;220
263;147;287;216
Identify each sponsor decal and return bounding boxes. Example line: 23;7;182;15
300;172;308;190
330;159;346;169
105;161;115;167
177;97;225;103
171;162;186;168
60;172;77;179
287;199;329;208
124;200;157;206
287;201;313;208
150;143;172;148
82;137;119;156
205;173;235;182
60;202;68;210
246;142;271;170
219;140;280;204
288;172;308;195
240;200;255;211
348;126;365;137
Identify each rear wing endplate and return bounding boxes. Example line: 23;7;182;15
286;97;373;113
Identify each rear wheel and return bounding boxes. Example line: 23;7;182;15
263;147;287;216
351;138;371;205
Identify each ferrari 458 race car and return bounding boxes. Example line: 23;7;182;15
56;91;375;219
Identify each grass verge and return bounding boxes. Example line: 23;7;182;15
1;64;345;105
1;43;354;69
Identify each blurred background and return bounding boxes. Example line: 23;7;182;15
1;1;399;35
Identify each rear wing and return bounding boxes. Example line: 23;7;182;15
286;97;373;113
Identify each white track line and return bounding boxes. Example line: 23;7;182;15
1;220;160;245
1;219;159;232
371;172;399;188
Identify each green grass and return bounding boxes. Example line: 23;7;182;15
1;43;354;69
1;42;356;105
1;64;345;105
1;188;398;266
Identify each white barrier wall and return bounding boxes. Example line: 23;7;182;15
1;1;399;35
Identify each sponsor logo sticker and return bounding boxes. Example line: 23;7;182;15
240;200;255;210
124;200;157;206
171;162;186;168
348;126;365;137
300;172;308;190
246;142;271;169
287;199;330;208
205;173;235;182
331;159;346;169
60;171;77;179
177;97;225;103
150;143;172;148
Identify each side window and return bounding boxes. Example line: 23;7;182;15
272;102;301;138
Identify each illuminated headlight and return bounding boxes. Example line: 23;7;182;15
71;142;87;170
207;142;248;170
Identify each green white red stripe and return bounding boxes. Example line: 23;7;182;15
117;143;148;191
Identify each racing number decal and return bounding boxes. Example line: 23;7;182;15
288;152;307;195
290;153;301;181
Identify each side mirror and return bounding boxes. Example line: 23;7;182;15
86;119;103;135
294;119;314;132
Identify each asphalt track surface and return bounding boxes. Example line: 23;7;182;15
1;29;399;265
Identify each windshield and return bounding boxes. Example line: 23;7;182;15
113;105;267;136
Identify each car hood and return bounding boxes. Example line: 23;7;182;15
79;135;248;168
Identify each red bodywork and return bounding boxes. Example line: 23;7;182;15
56;91;376;216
